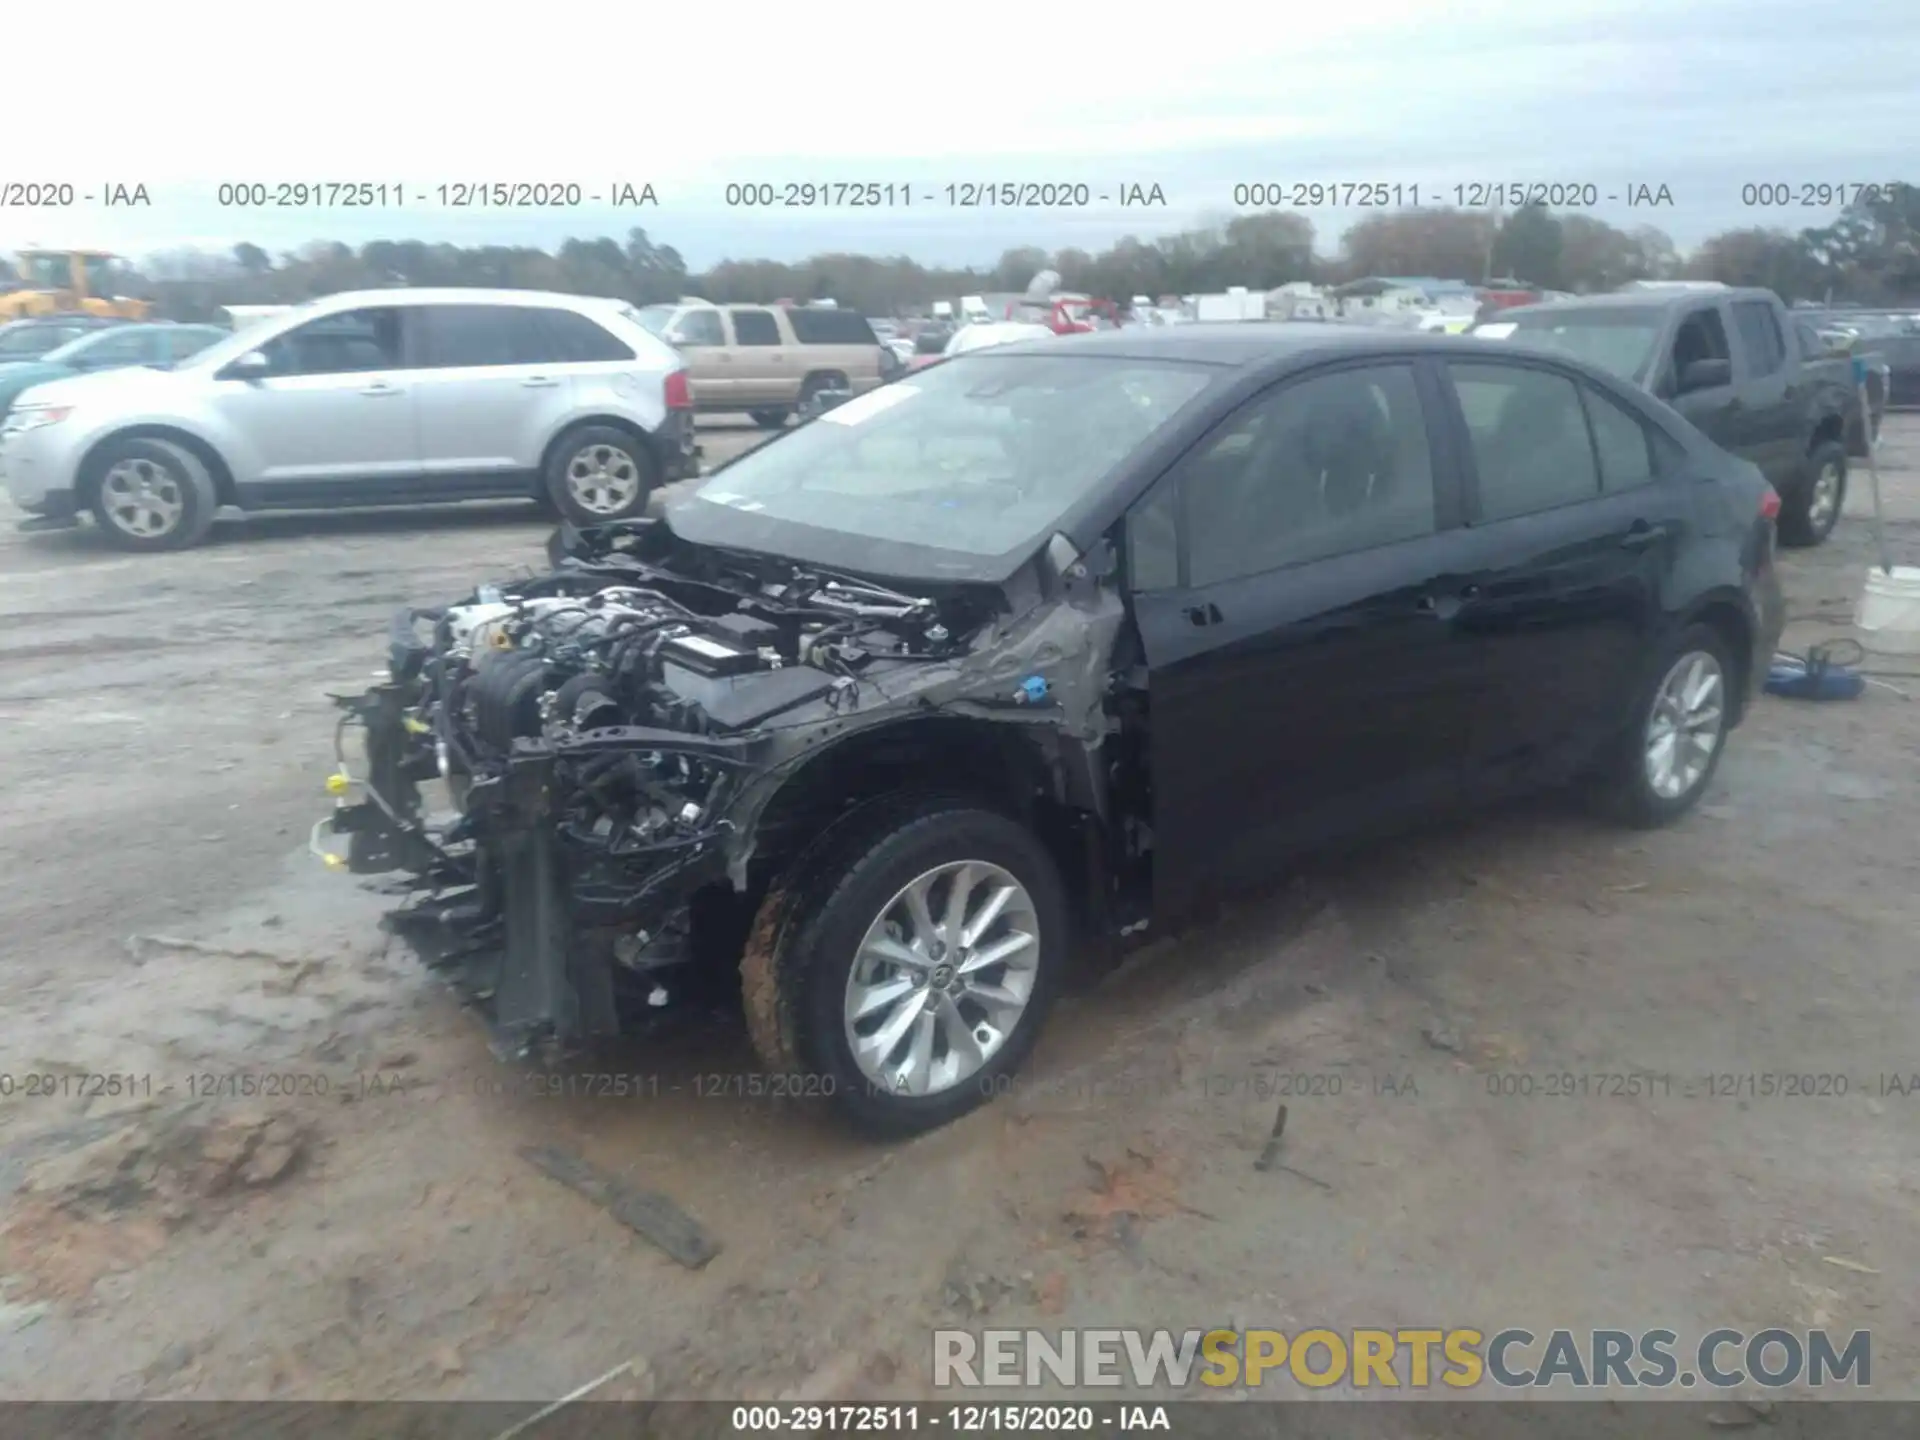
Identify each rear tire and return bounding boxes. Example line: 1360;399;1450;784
544;425;657;526
1590;623;1734;829
1778;440;1845;547
748;408;789;430
87;437;219;552
743;798;1067;1138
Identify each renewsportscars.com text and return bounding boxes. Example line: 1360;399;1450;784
933;1327;1871;1391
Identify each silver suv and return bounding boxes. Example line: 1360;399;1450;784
0;288;698;550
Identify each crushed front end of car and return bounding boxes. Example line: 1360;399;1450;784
317;517;1129;1060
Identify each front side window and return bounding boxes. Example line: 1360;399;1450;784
1448;361;1600;520
1181;364;1437;587
256;308;403;376
169;328;223;364
674;309;726;346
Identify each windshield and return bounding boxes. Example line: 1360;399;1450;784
630;305;675;337
670;353;1216;577
1487;309;1664;381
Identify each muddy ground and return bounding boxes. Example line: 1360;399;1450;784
2;414;1918;1412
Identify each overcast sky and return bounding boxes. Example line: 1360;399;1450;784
5;0;1913;269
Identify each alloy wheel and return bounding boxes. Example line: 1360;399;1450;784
843;860;1041;1098
1808;459;1842;532
564;444;641;515
1644;650;1725;801
99;458;185;539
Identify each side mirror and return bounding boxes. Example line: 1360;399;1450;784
1677;358;1731;393
224;350;270;381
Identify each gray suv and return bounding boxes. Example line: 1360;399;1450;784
1;288;699;550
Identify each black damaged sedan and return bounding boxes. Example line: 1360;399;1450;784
324;325;1786;1136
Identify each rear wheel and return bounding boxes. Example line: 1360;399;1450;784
545;425;657;526
1779;440;1845;547
744;799;1067;1138
88;437;219;551
1591;624;1734;828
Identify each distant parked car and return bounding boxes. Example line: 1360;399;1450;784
0;324;225;417
1;288;698;550
1473;288;1863;545
632;301;887;430
0;315;125;363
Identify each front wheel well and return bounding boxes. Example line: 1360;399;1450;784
734;717;1097;943
77;426;237;508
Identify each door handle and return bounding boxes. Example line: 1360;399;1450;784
521;375;560;388
1183;601;1223;627
1620;522;1670;551
360;382;401;397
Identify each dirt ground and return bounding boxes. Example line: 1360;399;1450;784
3;412;1919;1411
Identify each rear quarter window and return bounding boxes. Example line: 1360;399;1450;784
786;309;879;345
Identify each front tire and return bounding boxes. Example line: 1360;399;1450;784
1779;440;1845;547
87;437;219;551
745;799;1068;1138
545;425;657;526
1592;624;1734;829
748;408;789;430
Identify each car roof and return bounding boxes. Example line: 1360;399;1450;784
1496;287;1779;319
984;321;1554;370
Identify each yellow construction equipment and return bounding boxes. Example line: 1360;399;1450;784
0;249;151;320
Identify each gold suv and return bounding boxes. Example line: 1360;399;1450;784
633;301;885;428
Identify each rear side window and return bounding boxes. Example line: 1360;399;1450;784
1580;385;1658;491
1448;361;1600;520
729;308;781;345
531;308;635;362
786;308;879;345
1731;300;1786;378
416;305;535;367
1181;363;1437;586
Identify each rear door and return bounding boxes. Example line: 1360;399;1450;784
1727;297;1803;485
1128;359;1480;917
727;307;790;406
410;303;565;489
1436;357;1689;785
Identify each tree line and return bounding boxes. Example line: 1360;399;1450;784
30;184;1916;322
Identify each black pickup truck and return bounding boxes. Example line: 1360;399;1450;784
1472;287;1864;546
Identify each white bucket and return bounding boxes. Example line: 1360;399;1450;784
1857;565;1920;655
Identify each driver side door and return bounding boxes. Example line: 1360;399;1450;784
207;306;422;502
1126;360;1480;919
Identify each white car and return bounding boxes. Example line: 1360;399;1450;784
0;287;699;551
944;322;1057;357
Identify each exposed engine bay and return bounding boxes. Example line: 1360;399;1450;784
321;517;1139;1056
